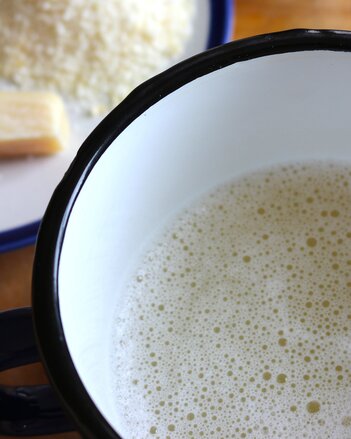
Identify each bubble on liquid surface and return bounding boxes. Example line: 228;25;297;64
112;162;351;438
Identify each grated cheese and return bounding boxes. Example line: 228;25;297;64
0;0;195;115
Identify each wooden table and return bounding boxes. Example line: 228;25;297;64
235;0;351;40
1;0;351;437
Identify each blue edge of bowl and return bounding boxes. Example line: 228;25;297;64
0;0;234;253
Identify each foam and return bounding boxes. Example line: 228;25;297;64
111;162;351;438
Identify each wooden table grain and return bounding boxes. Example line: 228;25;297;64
235;0;351;39
1;0;351;437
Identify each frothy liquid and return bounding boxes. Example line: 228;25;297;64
112;162;351;438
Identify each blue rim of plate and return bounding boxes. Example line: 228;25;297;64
0;0;234;253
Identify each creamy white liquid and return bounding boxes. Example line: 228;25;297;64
111;162;351;439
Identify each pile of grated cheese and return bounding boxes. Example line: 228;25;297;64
0;0;195;115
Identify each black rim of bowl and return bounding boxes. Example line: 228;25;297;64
32;29;351;438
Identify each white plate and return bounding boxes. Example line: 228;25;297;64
0;0;233;252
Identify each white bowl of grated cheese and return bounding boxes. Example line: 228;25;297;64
0;0;233;252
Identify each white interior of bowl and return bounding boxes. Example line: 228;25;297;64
58;50;351;435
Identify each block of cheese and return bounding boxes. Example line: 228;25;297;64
0;91;70;156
